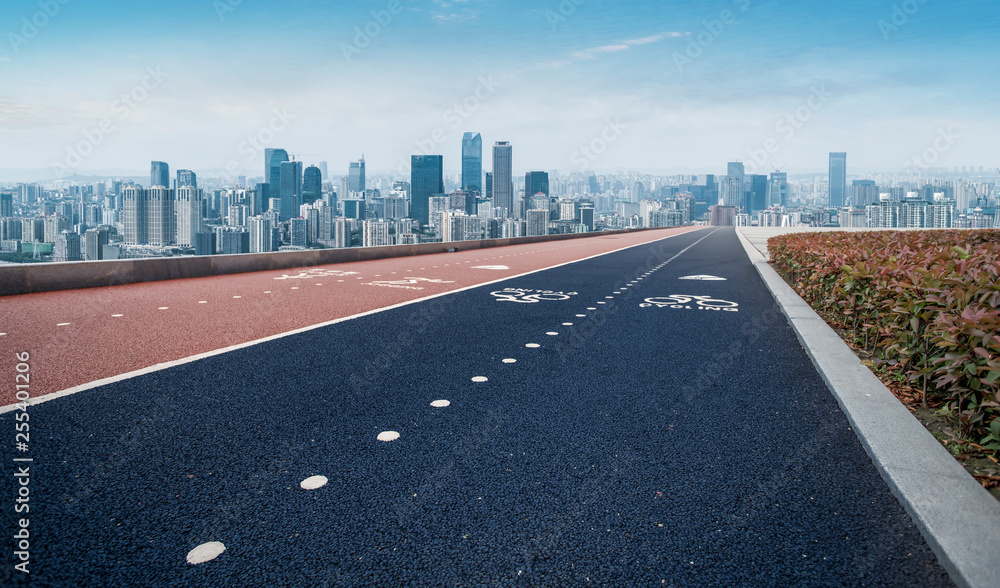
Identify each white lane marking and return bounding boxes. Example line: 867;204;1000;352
291;287;299;290
57;323;71;326
315;283;322;286
264;291;272;293
430;400;451;408
502;359;517;364
576;314;586;317
300;475;328;490
562;323;573;326
158;307;169;310
187;542;225;564
472;265;509;270
679;275;727;281
587;307;597;310
233;296;241;299
112;314;123;318
605;296;614;299
377;431;400;442
546;332;558;336
0;332;6;336
471;376;488;382
597;302;606;304
525;343;540;348
4;229;705;413
198;301;208;304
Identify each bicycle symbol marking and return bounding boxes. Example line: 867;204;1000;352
640;295;739;312
490;288;579;304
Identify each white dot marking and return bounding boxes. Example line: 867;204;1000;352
187;542;226;565
472;376;488;383
430;400;451;408
546;332;559;336
502;359;517;364
300;475;328;490
377;431;400;442
525;343;540;348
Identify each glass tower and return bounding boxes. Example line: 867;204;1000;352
462;133;482;194
410;155;444;226
279;160;303;221
492;141;513;218
264;148;289;212
829;152;847;208
150;161;169;188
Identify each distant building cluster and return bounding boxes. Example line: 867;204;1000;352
706;153;1000;229
0;133;701;263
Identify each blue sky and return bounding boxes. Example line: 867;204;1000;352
1;0;997;178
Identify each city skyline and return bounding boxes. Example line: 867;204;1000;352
1;0;997;178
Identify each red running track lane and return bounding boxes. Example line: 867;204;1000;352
0;227;702;407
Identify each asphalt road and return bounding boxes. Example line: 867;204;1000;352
1;227;952;587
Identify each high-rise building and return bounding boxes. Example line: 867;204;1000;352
176;169;197;189
852;180;878;208
150;161;169;188
147;187;175;246
318;161;329;182
492;142;513;218
721;162;745;208
525;171;549;200
289;218;308;248
0;193;13;217
349;156;366;194
829;152;847;208
249;216;277;253
484;172;493;201
264;148;289;212
53;231;81;262
363;220;393;247
279;160;303;221
747;175;768;214
122;186;148;244
410;155;444;226
767;172;787;208
303;165;322;204
462;132;482;193
175;186;204;247
526;209;548;237
84;227;109;260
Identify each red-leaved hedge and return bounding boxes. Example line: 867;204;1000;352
768;230;1000;440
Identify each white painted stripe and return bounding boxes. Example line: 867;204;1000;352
0;228;703;414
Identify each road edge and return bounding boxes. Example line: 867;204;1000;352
735;227;1000;588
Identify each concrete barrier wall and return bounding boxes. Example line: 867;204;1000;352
0;228;661;296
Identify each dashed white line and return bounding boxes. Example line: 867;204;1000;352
377;431;400;442
158;307;169;310
430;399;451;408
57;323;71;327
525;343;540;348
562;323;573;326
111;314;123;318
471;376;488;383
502;359;517;364
198;301;208;304
233;296;241;299
546;332;559;336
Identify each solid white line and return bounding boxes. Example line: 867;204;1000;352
0;228;706;414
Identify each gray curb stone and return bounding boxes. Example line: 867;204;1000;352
735;227;1000;588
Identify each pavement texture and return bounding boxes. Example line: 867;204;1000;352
1;227;953;587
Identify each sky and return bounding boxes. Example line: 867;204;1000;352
0;0;998;179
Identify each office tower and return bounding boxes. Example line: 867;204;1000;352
485;172;493;201
852;180;878;208
829;152;847;207
0;193;12;217
525;171;549;199
53;231;81;262
318;161;328;182
343;199;367;220
264;148;289;211
289;218;308;248
526;208;548;237
43;215;69;243
334;217;349;248
122;186;148;244
176;169;197;189
84;227;109;260
349;156;366;194
748;175;768;214
221;231;250;254
249;216;276;252
410;155;444;226
175;186;204;247
147;186;175;245
721;162;745;208
580;206;595;231
150;161;169;188
492;142;513;217
767;172;788;207
462;132;483;193
363;220;393;247
279;160;303;221
303;165;322;204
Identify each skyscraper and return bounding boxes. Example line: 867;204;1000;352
150;161;169;188
485;172;493;202
410;155;444;226
525;171;549;198
829;152;847;208
303;165;322;204
721;162;745;209
462;132;482;193
747;175;768;214
176;169;197;189
767;172;788;208
175;186;204;247
264;148;289;211
147;186;175;246
122;186;148;244
279;160;303;221
492;141;513;218
349;156;366;194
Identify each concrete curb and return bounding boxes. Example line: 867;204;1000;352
735;227;1000;588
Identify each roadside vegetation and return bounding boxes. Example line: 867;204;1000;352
768;230;1000;494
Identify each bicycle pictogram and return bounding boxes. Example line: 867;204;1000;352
640;295;739;312
490;288;578;303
